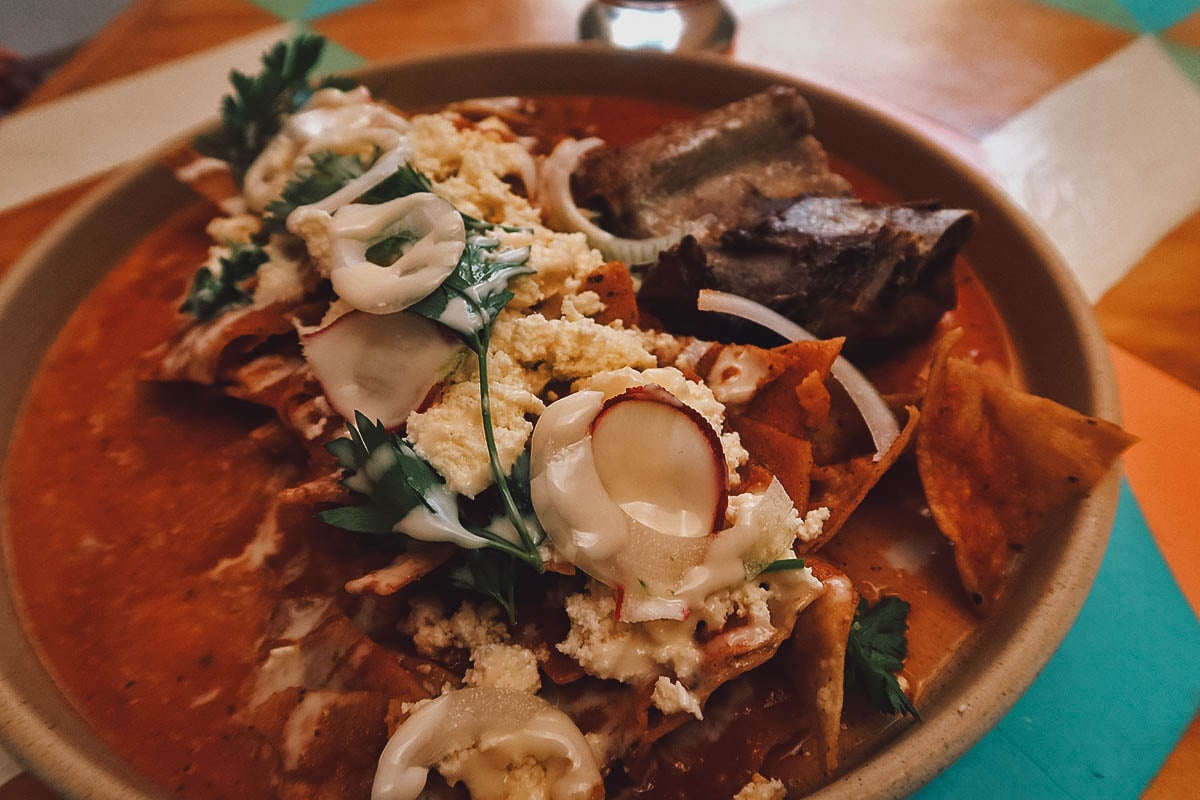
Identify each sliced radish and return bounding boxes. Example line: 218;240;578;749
302;309;461;429
590;385;727;538
530;385;728;621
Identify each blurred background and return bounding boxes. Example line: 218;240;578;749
0;1;132;112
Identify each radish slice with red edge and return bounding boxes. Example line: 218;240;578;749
302;309;461;430
589;384;727;537
530;385;728;621
696;289;900;461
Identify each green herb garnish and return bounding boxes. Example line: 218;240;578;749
360;162;435;203
262;148;378;233
179;244;269;321
193;34;356;183
364;231;421;265
410;241;540;568
760;557;807;574
321;413;543;572
845;595;919;718
451;549;520;623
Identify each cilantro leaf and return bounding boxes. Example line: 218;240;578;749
409;242;533;350
179;244;269;321
320;414;543;573
357;161;508;234
407;239;540;567
193;34;355;183
760;558;807;574
320;412;439;528
318;504;406;534
359;162;435;203
845;596;919;718
365;231;421;265
451;549;520;623
262;148;378;233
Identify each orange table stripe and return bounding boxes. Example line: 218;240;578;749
1111;343;1200;618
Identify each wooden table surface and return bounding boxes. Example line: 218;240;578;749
1;1;1198;798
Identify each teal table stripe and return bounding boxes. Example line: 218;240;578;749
246;0;378;22
916;481;1200;799
1037;0;1200;32
1036;0;1143;32
304;0;374;19
1117;0;1198;31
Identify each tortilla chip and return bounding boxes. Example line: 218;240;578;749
737;338;843;436
803;407;920;549
731;415;814;510
916;330;1137;614
790;559;858;777
584;261;640;326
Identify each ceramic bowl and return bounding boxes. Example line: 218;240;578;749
0;45;1121;799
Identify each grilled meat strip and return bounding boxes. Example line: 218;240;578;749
638;197;977;361
574;85;851;239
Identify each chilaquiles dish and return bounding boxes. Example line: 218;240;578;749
4;36;1134;800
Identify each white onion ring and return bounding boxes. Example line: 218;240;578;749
697;289;901;461
538;137;681;264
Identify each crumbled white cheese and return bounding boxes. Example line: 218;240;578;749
651;677;703;720
723;486;826;574
494;313;658;381
407;378;545;497
493;227;607;309
404;596;455;658
465;643;542;694
733;774;787;800
557;583;703;683
286;206;334;275
696;582;773;634
205;213;261;244
800;506;831;543
448;601;512;651
559;290;605;321
252;240;307;306
404;598;541;693
408;113;541;230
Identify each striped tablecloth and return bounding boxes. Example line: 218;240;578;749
1;1;1198;797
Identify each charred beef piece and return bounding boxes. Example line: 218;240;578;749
638;196;977;361
574;85;851;239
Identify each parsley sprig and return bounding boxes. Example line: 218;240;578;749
845;596;919;717
193;34;356;183
262;153;524;239
452;549;521;623
320;413;543;571
261;149;380;233
410;241;540;565
180;244;269;321
760;557;807;574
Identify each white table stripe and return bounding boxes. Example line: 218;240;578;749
982;35;1200;302
0;22;298;215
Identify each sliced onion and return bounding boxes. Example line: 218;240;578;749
697;289;900;461
326;193;467;315
538;137;681;264
372;688;602;800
